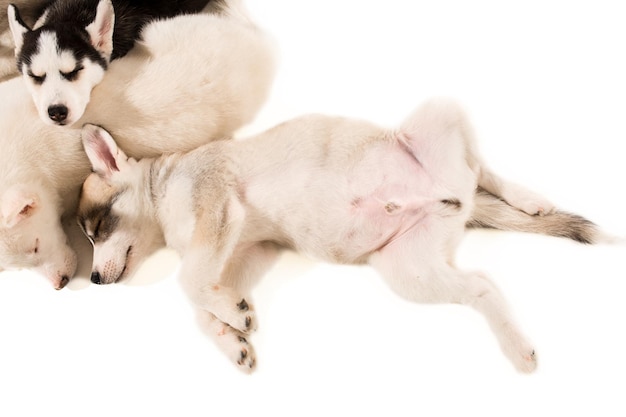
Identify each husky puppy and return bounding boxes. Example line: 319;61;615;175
77;100;603;373
7;0;215;126
0;4;275;289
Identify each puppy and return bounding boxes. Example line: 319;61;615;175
7;0;215;126
77;99;603;372
0;4;275;288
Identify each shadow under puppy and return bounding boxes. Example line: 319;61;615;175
77;99;603;373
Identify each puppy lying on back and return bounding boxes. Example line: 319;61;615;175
7;0;214;126
77;100;603;373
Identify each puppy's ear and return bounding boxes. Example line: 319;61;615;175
81;124;129;179
85;0;115;61
7;4;30;53
0;186;39;228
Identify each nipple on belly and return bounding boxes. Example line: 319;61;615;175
384;201;401;214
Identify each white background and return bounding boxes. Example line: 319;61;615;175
2;1;626;416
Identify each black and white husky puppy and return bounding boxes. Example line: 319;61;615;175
7;0;215;126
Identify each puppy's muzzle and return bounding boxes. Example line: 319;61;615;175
90;271;102;285
48;105;68;124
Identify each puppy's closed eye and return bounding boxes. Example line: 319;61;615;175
27;71;46;85
61;66;83;81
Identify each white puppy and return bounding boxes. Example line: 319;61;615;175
0;7;276;288
77;100;602;373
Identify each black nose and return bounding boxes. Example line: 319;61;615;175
48;105;68;123
90;271;102;285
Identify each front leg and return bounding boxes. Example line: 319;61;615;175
196;309;257;373
178;197;256;334
181;249;258;334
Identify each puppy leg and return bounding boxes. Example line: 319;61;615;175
478;167;555;216
369;226;537;373
221;241;282;296
413;99;556;216
188;243;280;372
195;309;256;373
178;197;256;334
179;250;257;335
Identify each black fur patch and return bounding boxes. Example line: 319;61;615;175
18;26;107;71
15;0;215;69
441;198;462;210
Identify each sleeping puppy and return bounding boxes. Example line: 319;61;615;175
77;99;603;373
0;2;275;289
7;0;215;125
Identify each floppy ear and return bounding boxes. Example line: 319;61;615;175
81;124;129;178
1;187;39;228
85;0;115;61
7;4;30;53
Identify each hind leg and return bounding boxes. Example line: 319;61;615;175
465;125;555;216
418;99;556;216
478;167;555;216
368;224;537;372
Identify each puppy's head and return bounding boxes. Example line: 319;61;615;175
0;184;77;289
8;1;115;126
78;125;164;285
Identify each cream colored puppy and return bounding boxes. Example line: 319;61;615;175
78;99;601;373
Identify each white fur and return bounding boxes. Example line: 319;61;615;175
0;9;275;288
24;32;107;126
79;100;541;373
6;4;26;52
8;0;115;126
85;0;115;60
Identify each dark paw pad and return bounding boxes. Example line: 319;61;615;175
237;348;248;365
237;299;249;311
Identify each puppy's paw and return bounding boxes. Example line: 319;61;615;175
229;298;257;334
507;193;555;216
234;335;257;373
512;347;537;373
500;329;538;373
215;325;257;373
520;199;555;217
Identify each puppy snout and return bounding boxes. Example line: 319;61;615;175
54;275;70;290
90;271;102;285
48;105;68;123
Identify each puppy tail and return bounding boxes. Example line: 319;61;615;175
468;188;611;244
